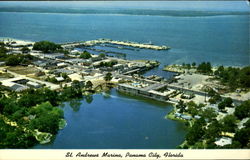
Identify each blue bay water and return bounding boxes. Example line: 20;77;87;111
0;12;249;66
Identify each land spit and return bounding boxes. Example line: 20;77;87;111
61;38;170;50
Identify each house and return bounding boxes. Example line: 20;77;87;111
1;81;29;92
180;114;192;120
113;64;124;70
214;137;232;146
7;50;22;54
0;62;5;66
10;84;29;92
68;73;83;81
91;55;103;62
54;69;74;75
70;49;80;54
194;115;201;119
175;112;182;117
33;60;57;68
55;77;64;82
43;53;65;60
13;78;29;85
205;104;219;112
27;81;41;88
57;62;68;68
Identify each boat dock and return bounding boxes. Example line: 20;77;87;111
98;43;139;51
80;46;126;58
117;82;170;102
61;39;170;50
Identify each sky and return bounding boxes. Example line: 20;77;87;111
0;1;249;12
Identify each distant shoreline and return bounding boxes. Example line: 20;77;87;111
0;8;249;17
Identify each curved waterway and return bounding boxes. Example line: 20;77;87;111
33;89;187;149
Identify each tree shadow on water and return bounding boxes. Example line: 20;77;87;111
85;95;93;104
69;99;82;112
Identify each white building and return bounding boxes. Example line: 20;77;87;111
214;137;232;146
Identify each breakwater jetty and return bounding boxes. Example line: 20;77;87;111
80;46;126;58
61;39;170;50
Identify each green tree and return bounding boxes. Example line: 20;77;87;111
208;90;221;104
218;101;226;111
21;46;30;53
200;108;217;122
71;80;84;90
176;100;186;113
239;66;250;88
192;62;196;67
205;120;222;142
186;101;198;116
5;54;34;66
220;115;237;132
224;97;233;107
234;100;250;120
5;55;21;66
29;102;63;134
233;128;250;147
186;64;191;70
208;89;216;97
33;41;62;53
80;51;92;59
0;44;8;59
104;72;112;82
186;118;206;145
243;119;250;128
99;53;106;58
85;81;93;89
214;65;224;77
197;62;212;74
214;66;250;90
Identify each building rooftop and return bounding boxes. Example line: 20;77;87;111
214;137;232;146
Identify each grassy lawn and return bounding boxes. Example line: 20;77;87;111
7;66;40;75
0;72;14;78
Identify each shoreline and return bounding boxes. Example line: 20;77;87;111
0;37;34;43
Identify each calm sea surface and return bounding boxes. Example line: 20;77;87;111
0;12;249;66
0;3;249;148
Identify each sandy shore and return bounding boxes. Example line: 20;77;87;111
0;37;34;45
